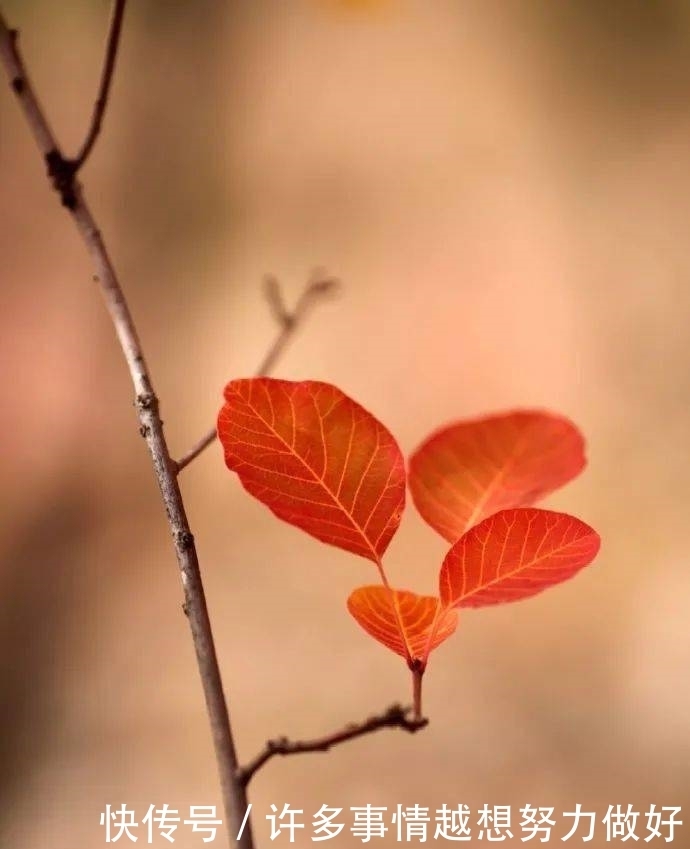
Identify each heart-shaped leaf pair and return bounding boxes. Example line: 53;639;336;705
218;378;600;674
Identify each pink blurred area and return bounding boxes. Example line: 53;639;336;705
1;1;689;846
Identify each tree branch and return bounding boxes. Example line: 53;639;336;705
238;704;428;787
72;0;127;171
0;14;252;849
174;272;338;473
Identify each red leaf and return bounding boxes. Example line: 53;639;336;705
347;586;458;667
217;378;406;562
439;507;600;608
408;410;586;541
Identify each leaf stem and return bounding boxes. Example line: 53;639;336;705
374;556;392;591
420;601;444;671
375;556;426;715
374;558;410;659
412;665;424;721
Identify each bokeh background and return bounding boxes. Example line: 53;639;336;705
2;0;690;846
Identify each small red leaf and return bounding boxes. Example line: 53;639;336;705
409;410;586;541
439;507;600;608
217;378;406;562
347;586;458;667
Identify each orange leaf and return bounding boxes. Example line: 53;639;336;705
347;586;458;668
409;410;586;541
439;507;600;608
218;378;406;562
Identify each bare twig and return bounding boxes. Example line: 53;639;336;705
0;15;252;849
174;272;338;473
238;704;428;787
73;0;127;170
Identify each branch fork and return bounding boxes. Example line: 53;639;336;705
174;272;339;474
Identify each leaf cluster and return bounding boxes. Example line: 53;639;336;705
217;378;600;711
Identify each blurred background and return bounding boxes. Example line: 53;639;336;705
2;0;690;846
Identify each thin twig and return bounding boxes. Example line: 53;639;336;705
0;15;252;849
238;704;428;787
73;0;127;170
174;272;338;473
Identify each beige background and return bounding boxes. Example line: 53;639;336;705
1;0;690;846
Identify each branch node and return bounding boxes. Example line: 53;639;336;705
45;149;78;210
175;530;195;551
269;736;289;752
136;391;158;412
